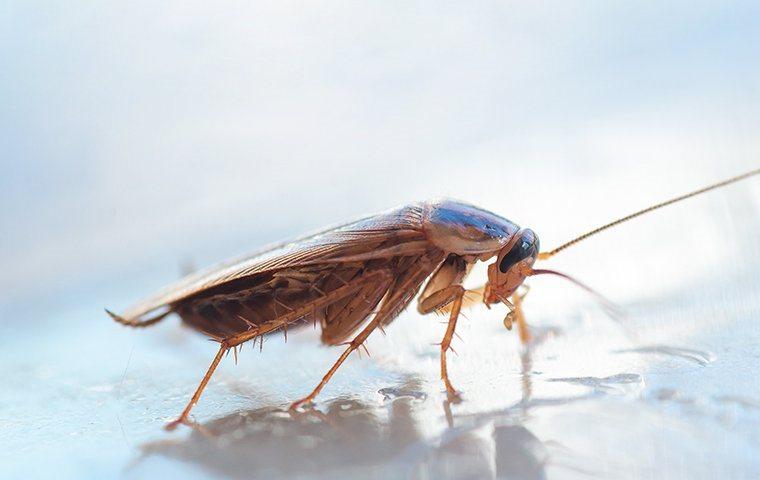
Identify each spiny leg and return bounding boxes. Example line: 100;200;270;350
289;316;383;410
166;269;392;429
165;343;228;431
438;287;464;398
417;284;467;398
165;326;276;430
165;326;269;430
288;252;442;411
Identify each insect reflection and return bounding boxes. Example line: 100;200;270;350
140;377;551;480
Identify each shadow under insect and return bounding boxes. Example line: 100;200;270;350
141;379;550;480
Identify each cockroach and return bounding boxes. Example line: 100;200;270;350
107;168;759;429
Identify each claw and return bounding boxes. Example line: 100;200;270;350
164;417;191;431
289;398;315;411
445;388;463;403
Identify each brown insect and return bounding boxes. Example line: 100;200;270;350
107;169;759;430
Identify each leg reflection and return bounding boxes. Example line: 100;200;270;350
140;374;549;480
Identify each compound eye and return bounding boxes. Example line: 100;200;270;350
498;232;539;273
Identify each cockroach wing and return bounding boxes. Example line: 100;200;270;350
118;203;431;324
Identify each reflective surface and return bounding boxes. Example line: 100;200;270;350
3;2;760;479
3;241;760;479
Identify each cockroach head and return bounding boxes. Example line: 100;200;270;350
486;229;539;297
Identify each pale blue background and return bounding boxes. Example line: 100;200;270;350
1;2;759;479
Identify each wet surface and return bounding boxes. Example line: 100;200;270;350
3;3;760;478
2;171;759;480
613;346;717;366
3;253;760;479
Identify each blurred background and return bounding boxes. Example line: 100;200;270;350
1;2;759;479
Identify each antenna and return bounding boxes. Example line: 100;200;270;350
539;168;760;260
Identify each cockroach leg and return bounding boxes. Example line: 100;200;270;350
502;299;515;330
439;289;465;400
417;264;470;398
417;285;466;315
165;343;228;431
166;322;276;429
417;255;468;313
511;289;531;344
288;270;398;410
167;269;394;427
289;315;385;410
